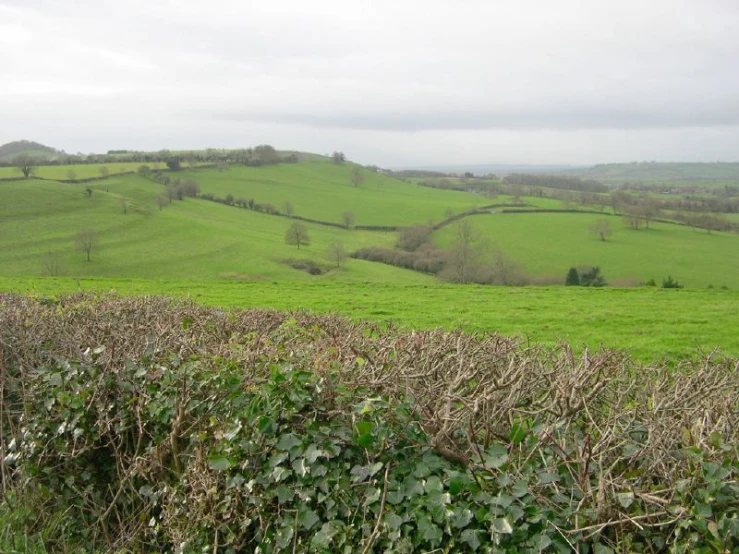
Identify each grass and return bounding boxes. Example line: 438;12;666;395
0;162;147;180
0;276;736;363
434;212;739;288
0;176;431;282
176;162;487;226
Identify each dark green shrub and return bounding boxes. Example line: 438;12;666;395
662;276;684;289
565;267;580;286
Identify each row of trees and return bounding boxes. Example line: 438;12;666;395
4;145;299;173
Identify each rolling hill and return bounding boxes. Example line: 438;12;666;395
0;140;62;162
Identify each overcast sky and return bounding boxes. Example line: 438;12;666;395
1;0;738;166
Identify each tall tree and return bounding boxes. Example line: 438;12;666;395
326;241;347;267
351;166;365;187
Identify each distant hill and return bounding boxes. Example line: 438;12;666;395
0;140;62;162
563;162;739;185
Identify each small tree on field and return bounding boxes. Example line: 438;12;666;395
351;166;364;187
75;229;98;262
166;158;181;171
285;222;311;250
14;154;35;178
565;267;580;286
120;196;128;214
99;166;109;178
283;201;294;218
341;211;355;229
66;169;77;181
156;195;168;211
588;218;612;241
579;266;606;287
326;240;347;267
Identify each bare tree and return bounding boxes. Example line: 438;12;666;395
284;222;311;250
75;229;99;262
66;169;77;181
99;166;109;178
442;220;483;283
341;211;356;229
588;218;612;241
156;195;168;211
120;195;128;215
326;240;348;267
283;201;295;217
351;166;365;187
43;250;63;276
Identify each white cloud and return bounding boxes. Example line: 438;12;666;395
1;0;738;164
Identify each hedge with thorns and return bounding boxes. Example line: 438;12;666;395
0;293;737;553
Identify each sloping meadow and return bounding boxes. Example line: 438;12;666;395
0;294;737;553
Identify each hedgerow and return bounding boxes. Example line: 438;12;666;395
0;294;737;552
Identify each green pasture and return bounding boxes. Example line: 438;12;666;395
1;277;736;363
0;176;430;283
0;162;144;180
434;212;739;288
176;162;487;226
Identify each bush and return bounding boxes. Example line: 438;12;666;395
565;267;580;286
1;295;738;552
662;276;684;289
645;278;657;287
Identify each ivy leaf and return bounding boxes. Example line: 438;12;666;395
292;457;309;478
593;544;615;554
616;491;634;509
417;516;443;545
385;513;404;531
450;507;473;529
353;421;375;448
275;485;294;504
484;444;509;469
351;462;383;483
276;433;301;452
304;444;324;463
208;456;231;471
460;529;481;551
491;518;513;534
529;533;552;551
299;508;320;530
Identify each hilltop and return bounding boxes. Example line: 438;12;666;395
0;139;62;162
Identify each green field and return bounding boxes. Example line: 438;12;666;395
0;162;150;179
0;176;430;282
434;212;739;288
1;277;736;362
177;162;487;226
2;159;738;362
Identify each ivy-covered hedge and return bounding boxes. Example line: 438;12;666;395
0;294;737;553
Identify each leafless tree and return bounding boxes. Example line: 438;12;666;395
283;201;294;217
326;240;348;267
99;166;109;178
332;151;345;164
588;218;612;241
66;169;77;181
341;211;356;229
43;250;63;276
156;196;168;211
351;166;365;187
120;195;128;215
75;229;99;262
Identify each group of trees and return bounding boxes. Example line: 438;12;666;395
4;145;299;172
283;222;348;268
565;266;607;287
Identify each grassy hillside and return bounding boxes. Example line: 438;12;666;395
0;176;431;283
434;212;739;288
0;140;60;162
0;161;162;180
176;162;487;226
